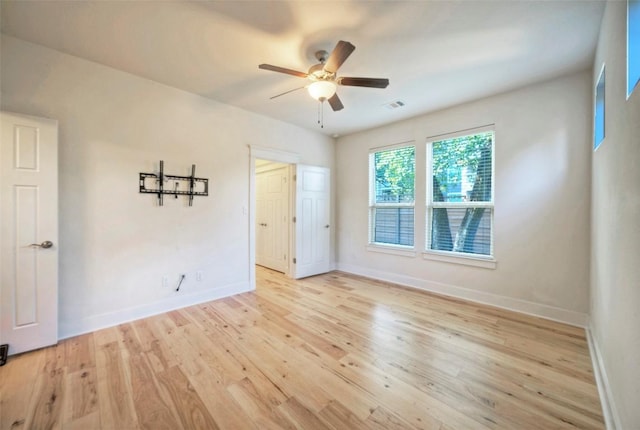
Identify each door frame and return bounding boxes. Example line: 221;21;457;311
249;145;300;289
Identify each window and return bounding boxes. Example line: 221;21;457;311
426;130;494;258
628;0;640;97
595;65;605;150
369;145;415;247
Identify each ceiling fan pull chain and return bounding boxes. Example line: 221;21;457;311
318;101;325;128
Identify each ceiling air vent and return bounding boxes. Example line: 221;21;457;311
383;100;405;110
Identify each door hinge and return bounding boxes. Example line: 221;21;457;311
293;258;296;264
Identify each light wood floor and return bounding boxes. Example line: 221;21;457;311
1;267;604;429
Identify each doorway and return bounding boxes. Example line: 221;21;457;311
248;146;331;289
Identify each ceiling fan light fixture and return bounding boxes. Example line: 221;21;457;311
308;80;337;101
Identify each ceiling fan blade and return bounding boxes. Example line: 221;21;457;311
269;86;306;100
259;64;308;78
323;41;355;74
270;86;306;99
338;77;389;88
328;93;344;111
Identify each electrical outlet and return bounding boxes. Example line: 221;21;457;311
162;276;169;288
196;271;203;282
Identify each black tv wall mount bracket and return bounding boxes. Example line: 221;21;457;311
139;160;208;206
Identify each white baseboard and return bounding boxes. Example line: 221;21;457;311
59;281;253;340
336;263;589;327
586;326;622;430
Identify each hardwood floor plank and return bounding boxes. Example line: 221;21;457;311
0;267;604;429
95;341;139;429
64;333;95;373
230;326;334;413
318;400;389;430
458;367;604;429
231;294;349;360
366;405;427;430
63;367;98;422
338;352;484;430
156;365;219;429
26;355;65;429
317;400;368;430
21;342;67;429
227;377;297;430
63;410;101;430
179;364;259;430
0;347;45;430
167;309;191;328
277;396;333;430
93;326;119;347
127;347;180;429
250;324;378;421
147;314;261;429
117;323;144;355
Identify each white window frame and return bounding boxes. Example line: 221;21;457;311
424;126;496;268
368;142;416;253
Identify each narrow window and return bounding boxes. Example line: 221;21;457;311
369;145;415;247
426;130;494;257
595;65;605;150
628;0;640;97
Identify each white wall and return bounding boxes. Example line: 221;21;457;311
590;1;640;428
0;35;335;339
336;71;592;325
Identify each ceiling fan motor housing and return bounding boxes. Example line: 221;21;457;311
308;63;335;82
314;49;330;63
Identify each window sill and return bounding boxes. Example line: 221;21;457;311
422;251;496;269
367;244;416;258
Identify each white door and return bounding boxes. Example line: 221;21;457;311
0;112;58;356
294;164;330;279
255;166;289;273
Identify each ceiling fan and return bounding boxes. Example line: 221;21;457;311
258;40;389;112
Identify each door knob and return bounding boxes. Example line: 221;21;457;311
325;225;330;228
29;240;53;249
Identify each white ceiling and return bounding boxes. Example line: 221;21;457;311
0;0;605;137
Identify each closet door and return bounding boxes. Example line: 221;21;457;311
0;111;58;356
255;166;289;273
